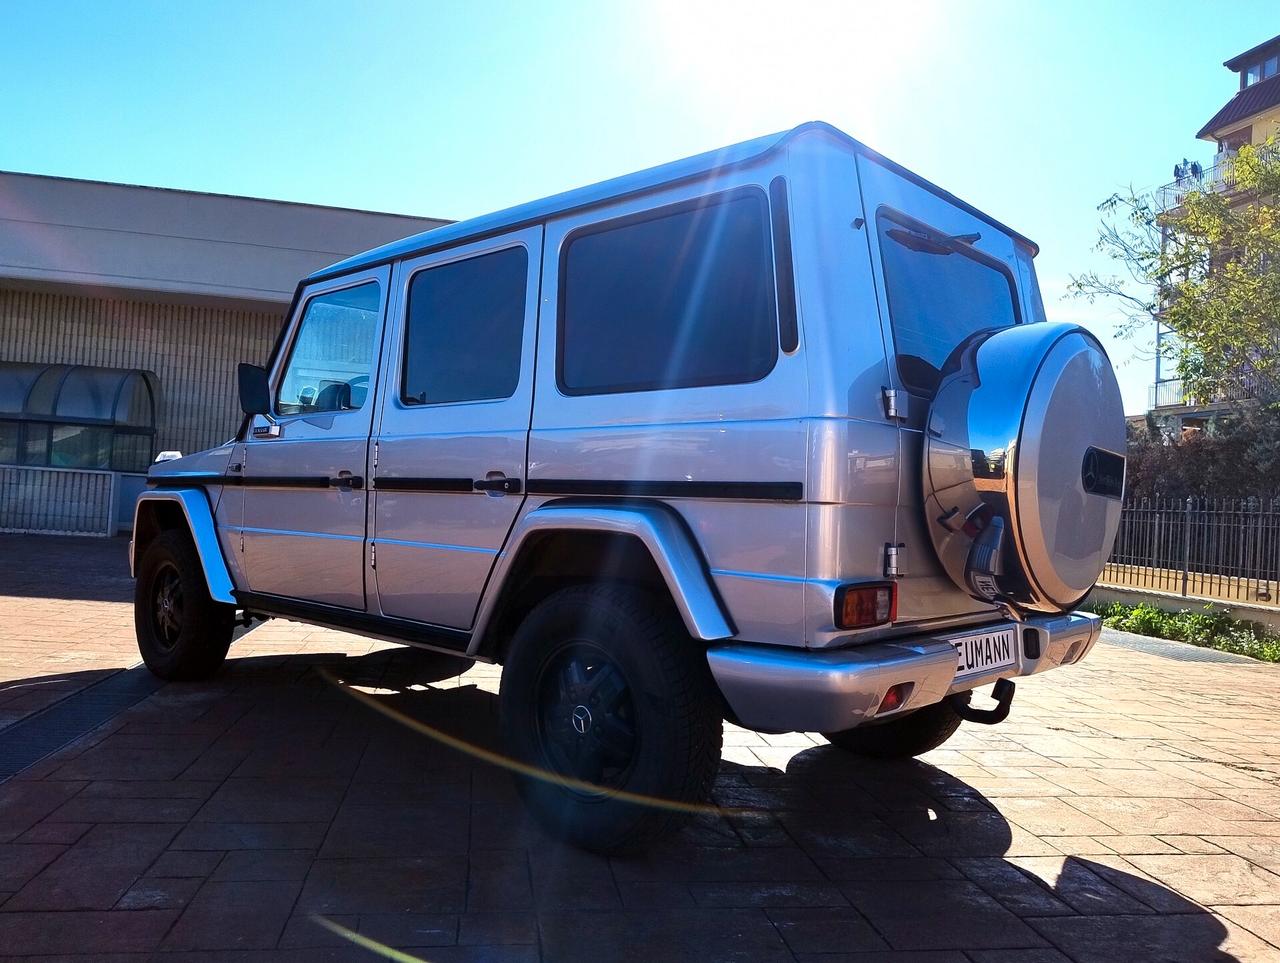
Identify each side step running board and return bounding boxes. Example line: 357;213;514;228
950;678;1015;725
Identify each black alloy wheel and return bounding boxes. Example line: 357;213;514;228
534;641;638;793
134;529;235;680
149;562;184;651
499;582;723;854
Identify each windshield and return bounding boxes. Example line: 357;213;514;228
877;212;1020;395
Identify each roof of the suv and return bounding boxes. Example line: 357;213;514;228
308;121;1037;282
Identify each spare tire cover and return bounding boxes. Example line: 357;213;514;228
922;322;1125;614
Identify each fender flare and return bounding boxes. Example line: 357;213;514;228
131;489;236;605
468;501;735;655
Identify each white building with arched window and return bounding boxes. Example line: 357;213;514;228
0;170;444;534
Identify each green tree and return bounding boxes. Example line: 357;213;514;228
1070;138;1280;401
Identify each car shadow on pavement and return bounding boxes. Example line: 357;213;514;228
310;649;1241;963
0;534;134;603
0;645;1247;961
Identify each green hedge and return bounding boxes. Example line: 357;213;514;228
1084;600;1280;663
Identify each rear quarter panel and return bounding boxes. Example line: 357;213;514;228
529;159;809;646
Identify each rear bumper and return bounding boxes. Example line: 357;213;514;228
707;611;1101;733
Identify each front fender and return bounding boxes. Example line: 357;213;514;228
468;502;735;654
131;489;236;604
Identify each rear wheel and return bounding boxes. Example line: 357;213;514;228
134;529;234;680
499;583;722;854
823;698;963;759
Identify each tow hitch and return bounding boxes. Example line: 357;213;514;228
949;678;1015;725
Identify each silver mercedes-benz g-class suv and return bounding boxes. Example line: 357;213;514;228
132;121;1124;853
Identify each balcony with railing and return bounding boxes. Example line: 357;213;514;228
1149;371;1278;410
1155;144;1276;212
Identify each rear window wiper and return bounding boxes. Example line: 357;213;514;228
886;227;953;255
886;227;982;255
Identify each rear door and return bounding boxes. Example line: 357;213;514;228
240;266;390;609
856;159;1023;624
370;227;540;630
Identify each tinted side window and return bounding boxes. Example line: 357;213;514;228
559;191;777;395
277;281;382;415
877;213;1019;395
402;247;528;405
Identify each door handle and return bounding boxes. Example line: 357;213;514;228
330;472;364;490
473;476;521;495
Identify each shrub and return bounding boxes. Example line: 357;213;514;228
1081;599;1280;663
1124;404;1280;501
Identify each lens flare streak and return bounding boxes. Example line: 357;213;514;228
318;667;750;818
312;915;430;962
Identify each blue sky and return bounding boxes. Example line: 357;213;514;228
2;1;1272;413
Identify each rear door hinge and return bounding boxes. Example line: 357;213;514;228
882;387;906;421
370;541;377;569
372;439;379;471
885;542;905;578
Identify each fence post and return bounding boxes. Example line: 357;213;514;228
1181;496;1193;597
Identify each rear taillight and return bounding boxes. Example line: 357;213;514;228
835;582;897;629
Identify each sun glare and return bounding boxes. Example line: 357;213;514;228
650;0;946;138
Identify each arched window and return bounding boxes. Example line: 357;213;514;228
0;362;159;472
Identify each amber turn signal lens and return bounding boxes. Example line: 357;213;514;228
835;583;896;629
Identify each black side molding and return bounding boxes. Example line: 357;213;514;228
246;475;332;489
148;473;227;488
373;477;474;493
526;479;803;502
151;474;802;502
149;474;340;490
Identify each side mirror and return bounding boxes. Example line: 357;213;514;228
237;363;272;417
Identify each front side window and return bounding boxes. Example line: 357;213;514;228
277;281;382;415
559;190;778;395
402;247;528;405
877;211;1019;395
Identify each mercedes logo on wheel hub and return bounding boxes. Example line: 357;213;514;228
571;704;593;735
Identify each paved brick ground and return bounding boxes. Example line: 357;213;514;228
0;536;141;730
2;534;1280;961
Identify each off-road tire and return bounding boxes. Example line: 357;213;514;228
134;529;235;680
822;698;963;759
499;583;722;855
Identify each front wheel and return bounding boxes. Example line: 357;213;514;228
499;583;723;854
134;529;235;680
822;698;963;759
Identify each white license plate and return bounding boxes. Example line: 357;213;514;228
948;627;1018;680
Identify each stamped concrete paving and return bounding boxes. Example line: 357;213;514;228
2;534;1280;961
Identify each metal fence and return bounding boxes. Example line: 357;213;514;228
1101;496;1280;606
0;465;117;536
